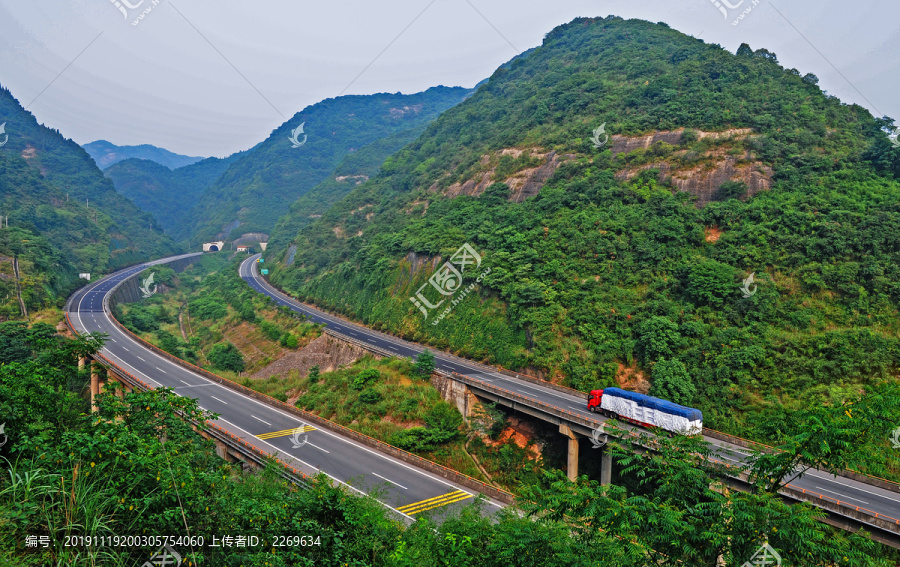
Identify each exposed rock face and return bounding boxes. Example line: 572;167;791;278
433;149;575;202
611;128;772;205
249;333;379;380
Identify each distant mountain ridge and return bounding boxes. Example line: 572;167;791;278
185;86;474;243
105;152;245;241
84;140;206;170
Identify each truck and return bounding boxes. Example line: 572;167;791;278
587;387;703;435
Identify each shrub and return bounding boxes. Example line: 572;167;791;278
414;349;436;378
308;365;320;384
359;389;382;404
685;258;736;307
351;368;380;391
208;342;245;373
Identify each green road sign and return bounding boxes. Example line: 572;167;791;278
261;269;269;275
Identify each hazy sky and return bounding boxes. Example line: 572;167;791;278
0;1;897;157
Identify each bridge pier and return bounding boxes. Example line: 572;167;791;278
560;424;579;481
600;447;612;486
90;363;101;413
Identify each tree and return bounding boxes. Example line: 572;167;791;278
520;426;878;567
307;365;320;384
414;349;436;378
424;401;463;442
638;316;680;362
685;258;736;307
650;358;695;405
207;342;245;373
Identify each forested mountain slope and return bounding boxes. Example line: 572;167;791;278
0;85;177;316
187;86;473;243
263;16;900;461
105;153;242;241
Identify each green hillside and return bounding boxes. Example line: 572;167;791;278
187;86;473;244
105;153;242;241
0;85;177;316
266;127;440;252
263;16;900;472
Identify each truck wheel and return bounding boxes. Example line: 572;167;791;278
588;406;595;413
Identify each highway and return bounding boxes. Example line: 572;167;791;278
67;254;506;524
239;254;900;528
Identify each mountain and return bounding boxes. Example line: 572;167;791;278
0;85;177;315
263;16;900;451
83;140;205;170
104;153;243;241
186;86;474;243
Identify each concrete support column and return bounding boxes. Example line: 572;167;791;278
560;424;579;481
108;369;124;398
90;365;100;413
600;447;612;486
214;439;235;462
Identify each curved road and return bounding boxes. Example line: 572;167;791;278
239;254;900;528
68;254;505;523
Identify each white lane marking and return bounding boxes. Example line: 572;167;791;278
180;379;192;386
814;485;869;504
210;396;227;404
306;442;330;454
808;479;900;504
213;415;415;520
251;415;272;426
123;347;129;352
156;367;167;374
136;356;146;362
110;338;117;343
373;472;408;490
568;405;584;411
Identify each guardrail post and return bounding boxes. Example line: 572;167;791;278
560;424;579;481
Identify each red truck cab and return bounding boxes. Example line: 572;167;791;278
587;389;603;412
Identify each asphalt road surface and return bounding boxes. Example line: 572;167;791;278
68;254;506;523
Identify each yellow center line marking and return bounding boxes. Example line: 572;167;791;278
256;425;317;439
395;490;473;515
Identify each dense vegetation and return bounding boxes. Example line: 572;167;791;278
187;86;473;243
83;139;205;170
1;320;897;566
263;17;900;476
0;85;177;316
104;154;242;241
